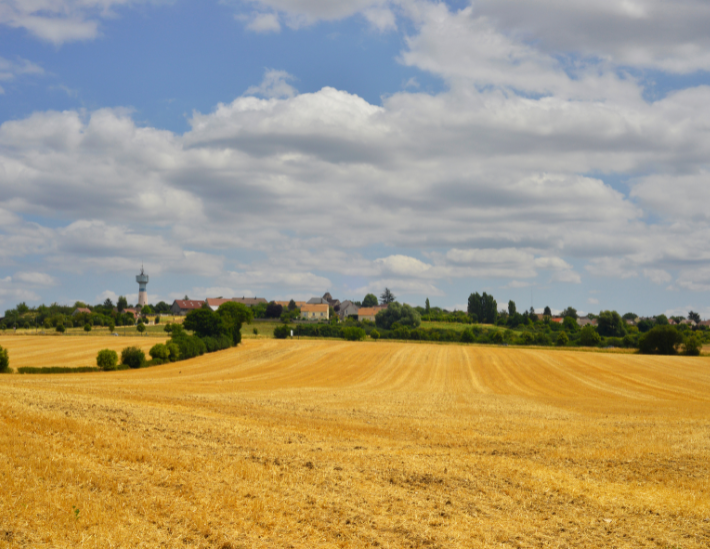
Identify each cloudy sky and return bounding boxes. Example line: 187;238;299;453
1;0;710;316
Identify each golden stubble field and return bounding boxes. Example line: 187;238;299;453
0;336;167;370
0;339;709;548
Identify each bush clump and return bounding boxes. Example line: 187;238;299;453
342;327;366;341
639;325;683;355
121;346;146;369
556;332;569;346
579;325;601;346
684;334;702;356
460;328;475;343
370;329;380;340
166;341;180;362
84;323;92;332
274;325;290;339
149;343;170;363
96;349;118;371
0;345;9;373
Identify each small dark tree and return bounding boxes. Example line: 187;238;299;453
508;300;517;316
56;324;65;333
561;307;578;319
108;321;115;333
84;323;91;332
622;312;638;321
380;288;396;305
580;325;601;346
688;311;701;324
597;310;626;337
370;329;380;340
467;292;498;324
0;345;9;373
137;322;146;335
460;328;475;343
655;314;669;326
425;298;430;314
149;343;170;363
265;302;284;319
362;294;379;308
121;346;146;368
103;298;114;309
288;299;297;311
117;296;128;312
274;325;290;339
543;306;552;317
556;332;569;346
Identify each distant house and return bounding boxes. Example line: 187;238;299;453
550;317;564;324
274;301;307;309
72;307;91;316
577;317;597;327
300;304;329;321
123;308;138;318
338;300;360;320
171;300;206;316
307;297;329;305
358;306;387;322
205;297;268;311
680;319;696;326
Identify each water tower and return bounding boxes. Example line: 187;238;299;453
136;265;149;307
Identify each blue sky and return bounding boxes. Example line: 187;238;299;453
2;0;710;317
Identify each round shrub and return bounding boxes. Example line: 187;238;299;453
274;325;290;339
108;321;115;333
96;349;118;371
56;324;65;333
342;327;366;341
518;331;535;345
253;327;259;335
370;329;380;340
84;323;91;332
121;346;146;369
492;331;504;344
155;315;161;325
0;345;9;373
460;328;475;343
136;322;146;334
149;343;170;363
556;332;569;346
166;341;180;362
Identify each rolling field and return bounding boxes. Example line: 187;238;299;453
1;339;709;548
0;336;167;370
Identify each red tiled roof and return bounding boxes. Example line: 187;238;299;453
173;300;205;310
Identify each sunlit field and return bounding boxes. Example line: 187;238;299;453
1;339;709;548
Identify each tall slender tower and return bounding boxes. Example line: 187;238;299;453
136;265;149;308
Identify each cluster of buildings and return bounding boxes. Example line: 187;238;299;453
169;293;386;322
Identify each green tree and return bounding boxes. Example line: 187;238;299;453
117;296;127;312
108;321;115;333
84;323;91;332
273;325;290;339
137;322;146;335
467;292;498;324
103;298;114;309
154;316;160;325
543;306;552;317
508;300;517;316
265;302;283;319
56;324;65;334
622;312;638;321
0;345;9;373
149;343;170;363
342;327;366;341
16;302;29;315
183;309;223;338
597;310;626;337
561;307;578;319
217;301;253;345
425;298;430;314
375;303;421;330
579;325;601;346
96;349;118;371
166;342;180;362
562;316;578;332
362;294;379;308
688;311;701;324
121;346;146;369
370;329;380;340
288;299;297;311
380;288;396;305
460;328;475;343
639;325;683;355
655;314;669;326
684;334;702;356
556;332;569;346
141;305;154;315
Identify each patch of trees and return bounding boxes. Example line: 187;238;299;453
375;303;421;330
467;292;497;324
0;345;9;373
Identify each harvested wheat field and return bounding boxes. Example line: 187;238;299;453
0;336;167;370
1;339;709;548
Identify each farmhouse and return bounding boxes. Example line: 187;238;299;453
72;307;91;316
300;303;329;321
171;300;205;315
358;306;387;322
337;300;360;320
